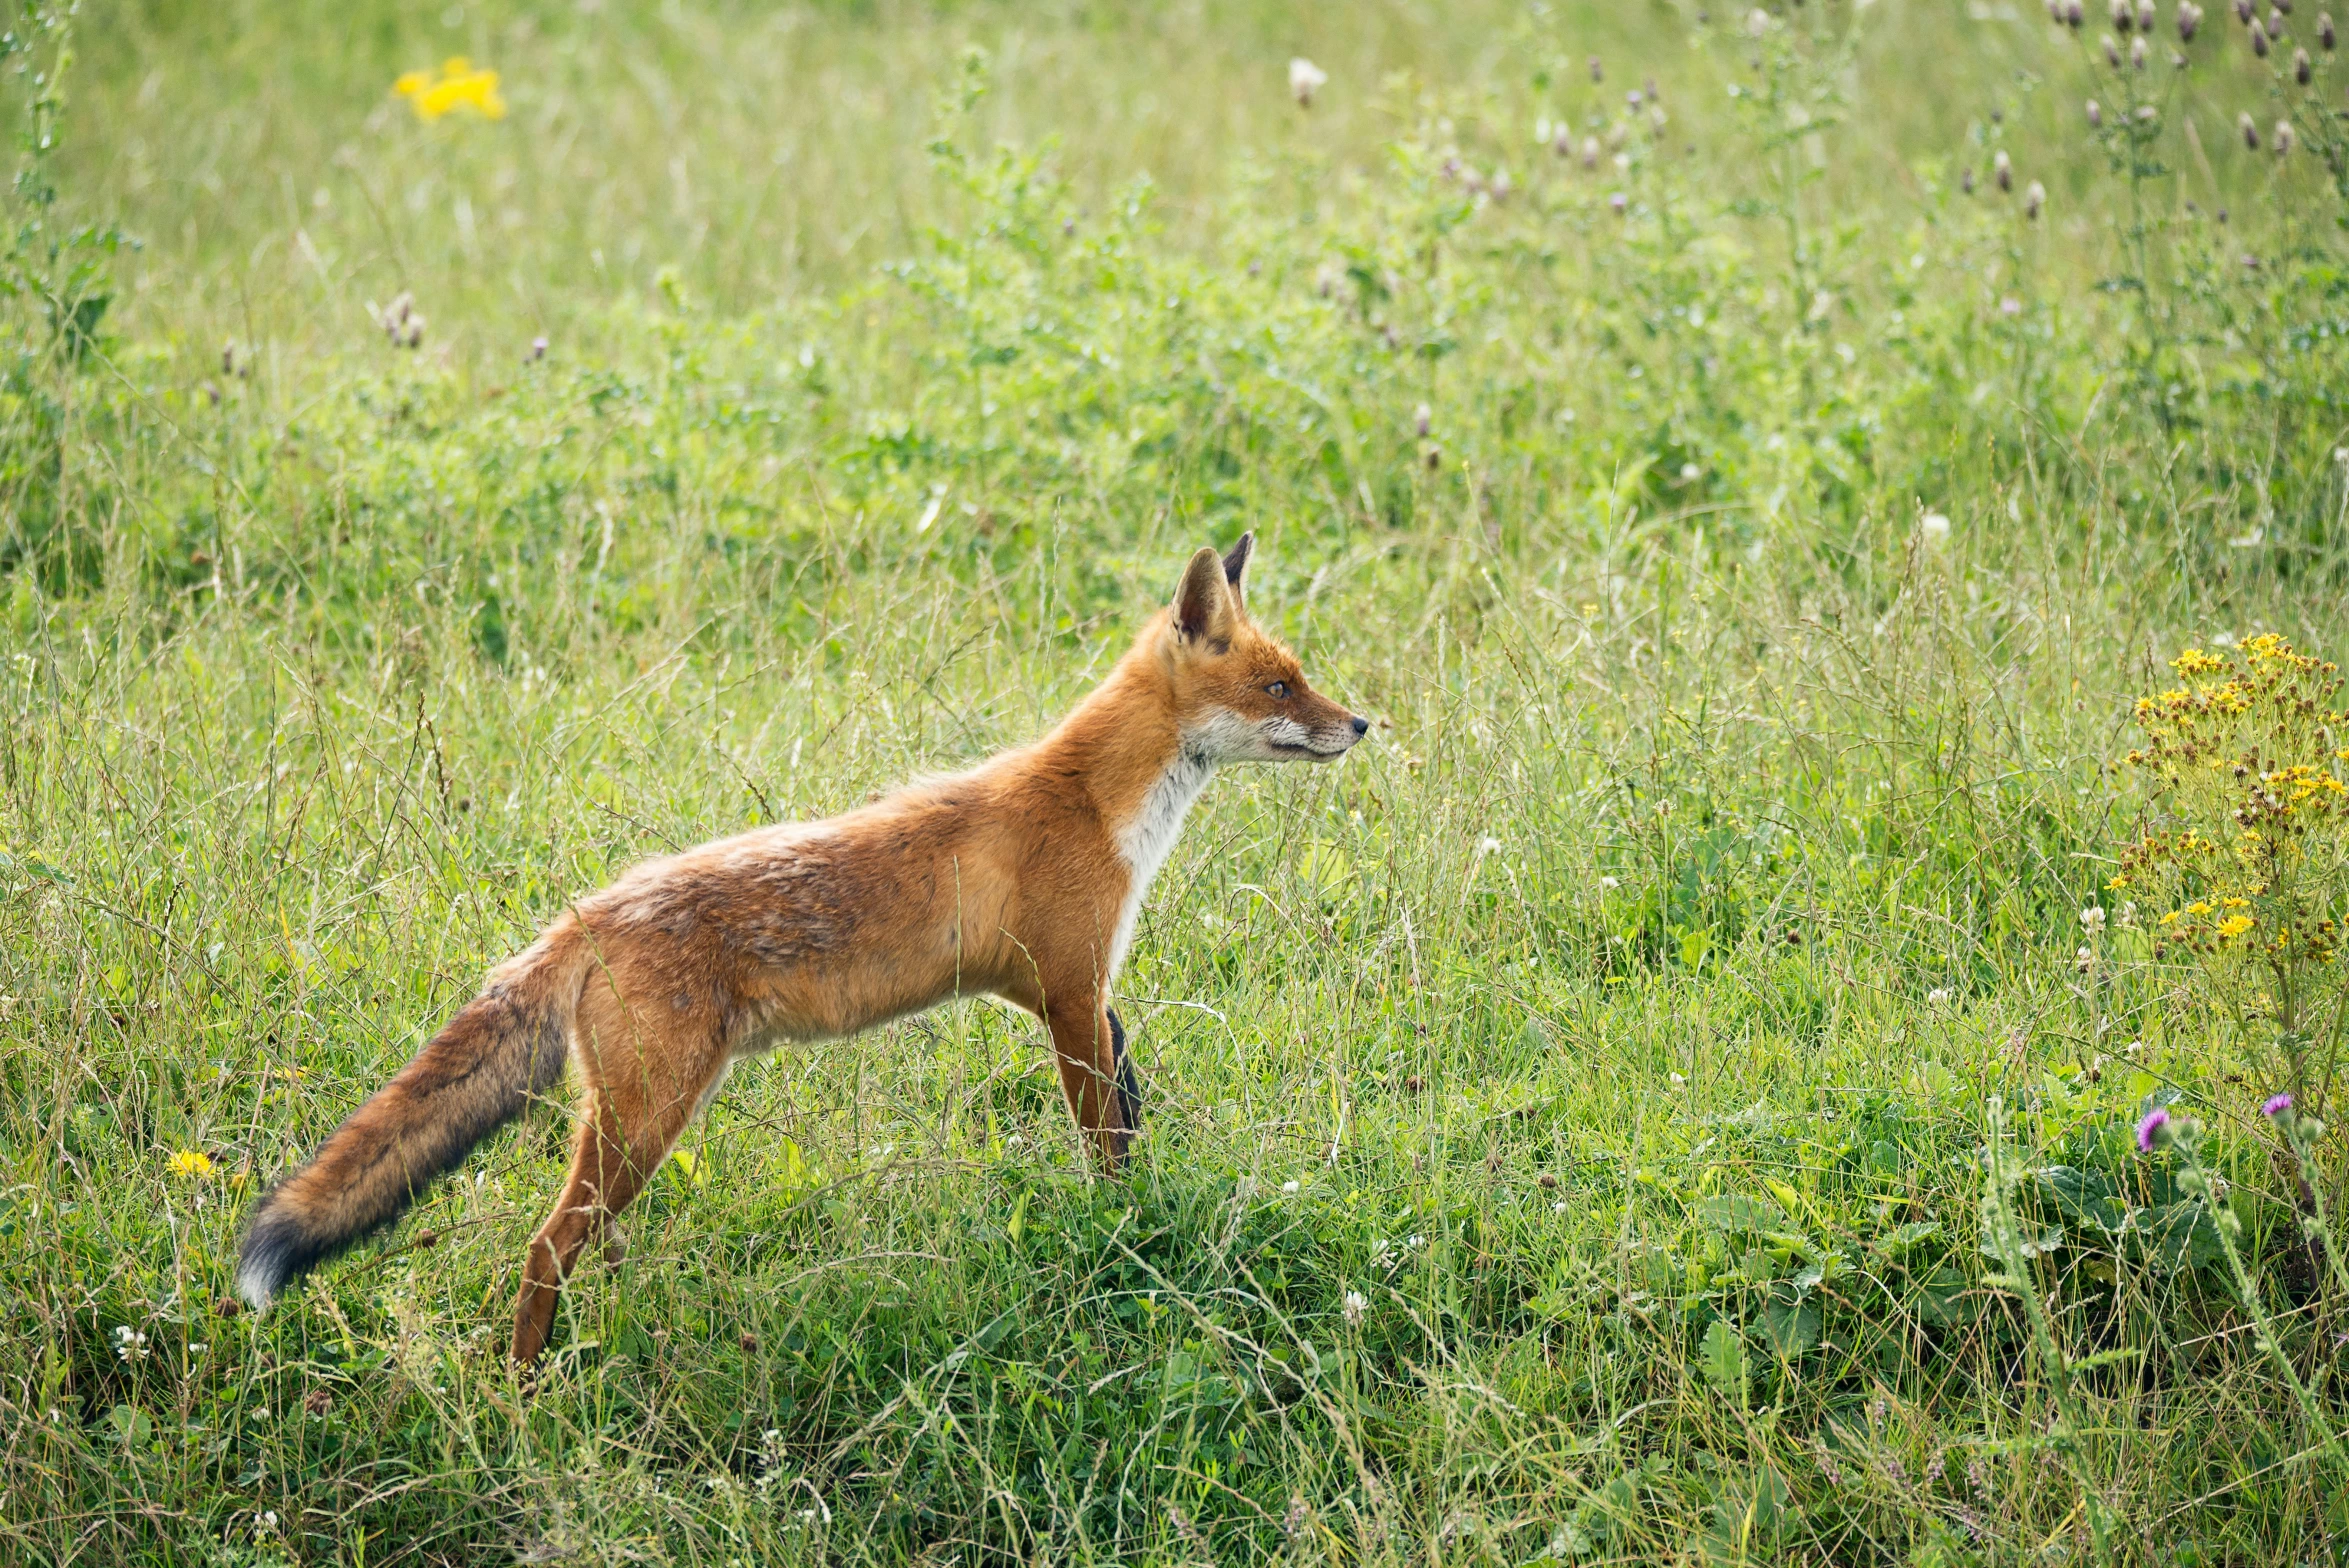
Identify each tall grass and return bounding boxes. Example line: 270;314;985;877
4;0;2349;1561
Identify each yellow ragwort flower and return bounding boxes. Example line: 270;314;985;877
394;57;507;122
168;1149;215;1179
2217;914;2256;939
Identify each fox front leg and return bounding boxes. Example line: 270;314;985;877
1106;1006;1142;1155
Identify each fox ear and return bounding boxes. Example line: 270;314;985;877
1172;546;1236;648
1221;532;1254;609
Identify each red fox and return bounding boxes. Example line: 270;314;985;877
237;535;1366;1363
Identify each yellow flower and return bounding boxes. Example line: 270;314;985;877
168;1150;215;1180
2217;914;2256;939
2221;897;2250;908
394;57;507;122
2170;649;2228;675
2106;874;2130;890
670;1148;706;1185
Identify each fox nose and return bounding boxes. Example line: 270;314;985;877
1350;715;1370;736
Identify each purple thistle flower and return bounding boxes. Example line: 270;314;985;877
2137;1106;2172;1151
2264;1092;2294;1117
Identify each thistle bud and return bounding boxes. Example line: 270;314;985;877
1582;135;1600;169
2179;0;2202;37
2299;42;2315;75
2276;118;2296;151
1962;165;1977;193
1590;54;1604;81
2139;101;2160;119
2236;0;2254;22
2088;97;2104;125
2278;0;2293;11
2134;32;2151;61
2050;0;2066;18
2323;11;2336;45
1489;170;1513;201
2025;180;2046;218
2242;109;2262;146
2113;0;2134;26
1609;191;1628;215
1646;76;1662;102
1628;89;1644;110
1995;148;2013;189
1414;402;1432;438
2139;0;2158;25
2067;0;2086;22
2252;16;2270;48
2105;30;2125;61
1553;124;1575;157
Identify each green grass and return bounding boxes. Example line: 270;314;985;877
6;0;2349;1561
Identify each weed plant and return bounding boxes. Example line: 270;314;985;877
5;0;2349;1562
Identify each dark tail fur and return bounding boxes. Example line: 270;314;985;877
236;931;579;1309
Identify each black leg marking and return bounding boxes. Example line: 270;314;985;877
1107;1006;1143;1145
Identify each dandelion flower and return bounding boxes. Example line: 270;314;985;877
1288;57;1328;107
2263;1092;2294;1117
168;1149;215;1179
394;58;506;122
1921;511;1952;541
2136;1106;2172;1151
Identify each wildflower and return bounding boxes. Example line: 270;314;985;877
2137;1106;2172;1151
380;292;425;350
393;58;507;122
2252;16;2270;50
2140;0;2159;22
2298;43;2315;76
2113;0;2136;24
2180;0;2204;37
2241;111;2261;148
2322;11;2336;46
2087;98;2104;127
1609;191;1628;216
2133;32;2151;62
2275;120;2295;154
113;1324;149;1361
1590;54;1605;81
1342;1289;1368;1325
303;1387;333;1417
2068;0;2087;22
1414;402;1432;438
2105;31;2125;62
1599;875;1620;889
2264;1092;2294;1117
1922;510;1952;541
1581;135;1601;169
1282;1178;1301;1192
1928;987;1954;1005
528;336;548;362
2080;905;2107;934
2236;0;2255;21
1288;57;1328;107
1994;149;2013;190
2217;914;2256;938
2025;181;2046;219
168;1149;215;1179
1477;836;1504;855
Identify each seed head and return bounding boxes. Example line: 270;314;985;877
2278;0;2294;12
2105;30;2126;61
2253;16;2271;49
1414;402;1432;438
1962;165;1976;193
2276;117;2296;152
2140;0;2159;24
2067;0;2087;22
2242;109;2262;146
1590;54;1604;81
2133;32;2151;62
2299;43;2315;75
2025;179;2046;218
2322;11;2336;46
1288;57;1328;107
2087;97;2105;125
2179;0;2204;37
1994;148;2013;189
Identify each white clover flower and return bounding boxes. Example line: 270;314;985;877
1289;57;1328;107
1477;836;1504;856
2080;905;2107;934
1921;512;1952;542
1928;988;1953;1006
1342;1289;1368;1325
1599;875;1620;890
1282;1179;1301;1193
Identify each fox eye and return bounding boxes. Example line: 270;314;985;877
1265;681;1290;700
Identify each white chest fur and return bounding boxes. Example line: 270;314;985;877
1108;742;1217;978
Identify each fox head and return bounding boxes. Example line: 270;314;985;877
1159;533;1368;763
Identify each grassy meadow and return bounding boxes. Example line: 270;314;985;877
8;0;2349;1560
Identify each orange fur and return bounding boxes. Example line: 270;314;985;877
236;535;1367;1363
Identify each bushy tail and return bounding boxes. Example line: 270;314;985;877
236;929;581;1309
